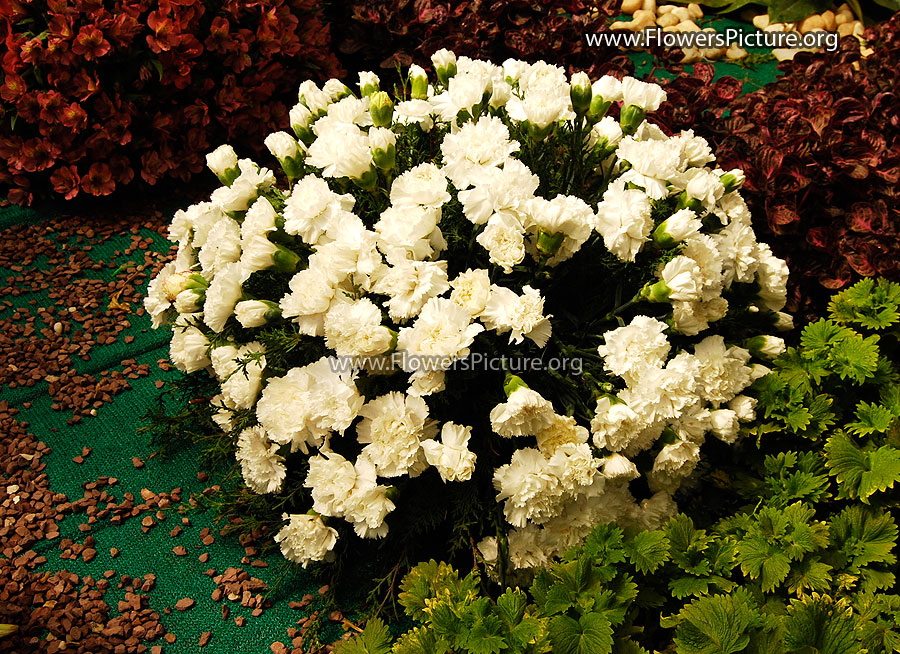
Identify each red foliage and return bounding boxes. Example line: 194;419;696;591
334;0;634;80
699;15;900;320
1;0;342;205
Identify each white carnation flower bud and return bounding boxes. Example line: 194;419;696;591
642;256;701;302
708;409;740;443
431;48;457;84
235;299;282;328
322;78;350;101
653;209;701;248
264;131;301;161
409;64;429;99
744;335;786;360
728;395;757;422
602;453;639;481
206;144;239;184
358;71;380;97
570;71;591;115
772;311;794;331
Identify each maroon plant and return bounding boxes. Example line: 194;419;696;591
334;0;635;80
699;15;900;321
1;0;342;206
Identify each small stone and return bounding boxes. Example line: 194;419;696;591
175;598;196;611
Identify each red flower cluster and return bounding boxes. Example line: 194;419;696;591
1;0;342;205
700;16;900;320
334;0;633;80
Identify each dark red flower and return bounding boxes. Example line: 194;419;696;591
59;103;88;130
109;155;135;186
72;25;112;60
81;162;115;195
38;90;65;123
0;73;27;103
18;138;60;173
50;165;81;200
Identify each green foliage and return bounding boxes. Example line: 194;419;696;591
829;279;900;333
750;279;900;512
333;617;393;654
663;590;765;654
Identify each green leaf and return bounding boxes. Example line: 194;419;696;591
150;58;164;81
828;332;881;384
786;558;834;595
392;626;449;654
825;433;900;502
669;576;712;599
671;590;764;654
549;612;613;654
463;615;507;654
334;617;393;654
767;0;833;22
848;401;896;437
830;506;898;571
612;637;651;654
495;588;527;628
783;594;858;654
737;534;791;593
829;278;900;331
800;320;852;355
623;529;670;574
543;583;576;616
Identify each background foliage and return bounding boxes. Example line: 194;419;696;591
0;0;342;205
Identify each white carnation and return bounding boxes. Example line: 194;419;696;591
371;259;450;322
490;387;556;438
211;342;266;410
693;335;753;405
397;297;484;364
440;115;520;189
597;316;670;385
595;181;653;262
422;422;477;482
169;315;210;374
198;216;242;278
283;175;356;244
357;392;430;478
257;358;363;453
236;426;286;494
324;297;393;357
389;163;450;209
450;268;492;316
275;513;338;568
307;123;373;180
475;212;526;273
305;451;358;516
203;262;247;333
480;285;552;347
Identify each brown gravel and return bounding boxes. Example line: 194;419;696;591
174;598;196;612
0;407;172;653
0;213;169;421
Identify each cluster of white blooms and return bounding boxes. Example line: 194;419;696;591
147;50;790;570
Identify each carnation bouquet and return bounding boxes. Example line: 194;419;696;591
146;51;792;574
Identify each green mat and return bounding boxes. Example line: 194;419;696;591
0;53;779;653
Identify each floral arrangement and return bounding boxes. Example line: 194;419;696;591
146;51;792;572
703;15;900;320
336;278;900;654
0;0;341;205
